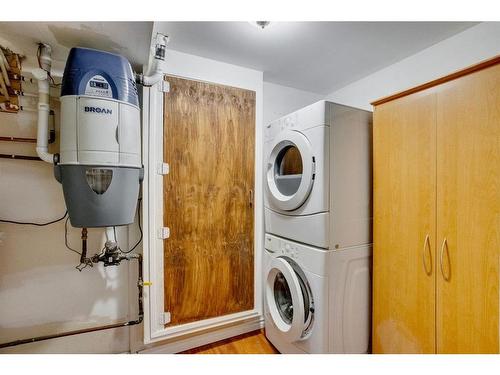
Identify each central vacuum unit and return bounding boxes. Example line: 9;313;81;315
54;47;143;228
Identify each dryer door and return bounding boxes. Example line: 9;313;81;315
266;130;315;211
266;257;314;342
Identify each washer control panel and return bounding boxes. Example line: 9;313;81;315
265;233;300;260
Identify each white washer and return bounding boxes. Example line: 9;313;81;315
264;234;371;354
264;100;372;249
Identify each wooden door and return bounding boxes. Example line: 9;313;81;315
373;92;437;353
163;76;255;326
436;64;500;353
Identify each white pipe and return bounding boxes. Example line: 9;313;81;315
33;43;54;164
138;33;168;87
0;50;11;87
0;48;11;71
141;71;163;87
105;227;117;243
0;71;8;99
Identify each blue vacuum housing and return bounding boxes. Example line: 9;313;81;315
61;47;139;106
55;47;143;228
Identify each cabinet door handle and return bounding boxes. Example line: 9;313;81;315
440;237;451;281
249;189;254;207
422;234;432;275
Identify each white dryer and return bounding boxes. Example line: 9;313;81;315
264;233;371;354
264;100;372;249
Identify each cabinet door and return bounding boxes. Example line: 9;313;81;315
373;92;437;353
436;64;500;353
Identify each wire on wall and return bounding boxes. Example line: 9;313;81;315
64;216;81;256
0;211;68;226
120;197;143;254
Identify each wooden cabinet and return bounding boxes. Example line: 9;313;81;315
436;65;500;353
372;58;500;354
373;92;437;353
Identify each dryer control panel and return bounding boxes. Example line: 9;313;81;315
264;100;332;142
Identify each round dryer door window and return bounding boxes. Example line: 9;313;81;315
266;130;315;211
266;257;314;342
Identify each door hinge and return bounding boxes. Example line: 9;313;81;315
158;80;170;93
160;311;171;325
157;162;169;175
158;227;170;239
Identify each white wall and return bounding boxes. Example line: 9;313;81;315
326;22;500;111
0;43;136;354
263;82;324;126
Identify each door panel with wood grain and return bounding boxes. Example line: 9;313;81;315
373;92;437;353
436;64;500;353
163;76;255;326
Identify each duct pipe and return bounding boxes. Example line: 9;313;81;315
136;33;168;87
33;43;53;164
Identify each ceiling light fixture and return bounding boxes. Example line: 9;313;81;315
251;21;271;30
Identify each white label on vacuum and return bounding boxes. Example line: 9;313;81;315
85;75;113;98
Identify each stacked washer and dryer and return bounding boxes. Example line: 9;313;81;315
263;100;372;353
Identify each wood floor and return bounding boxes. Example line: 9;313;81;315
181;330;279;354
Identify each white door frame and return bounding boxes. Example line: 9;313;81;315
141;76;263;345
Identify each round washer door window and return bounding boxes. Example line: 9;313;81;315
266;130;315;211
266;257;313;342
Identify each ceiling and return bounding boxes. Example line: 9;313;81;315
0;22;153;72
154;22;478;94
0;22;478;94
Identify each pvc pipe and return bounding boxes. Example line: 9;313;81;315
33;44;54;164
0;48;11;71
141;71;163;86
37;43;52;72
105;226;117;243
138;33;168;87
0;50;11;87
34;72;53;163
0;70;8;99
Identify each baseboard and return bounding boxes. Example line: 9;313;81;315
137;316;264;354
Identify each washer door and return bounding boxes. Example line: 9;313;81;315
266;257;313;342
266;130;315;211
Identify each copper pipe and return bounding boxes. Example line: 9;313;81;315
0;136;37;143
0;153;42;161
80;228;88;265
0;321;142;350
0;255;144;350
